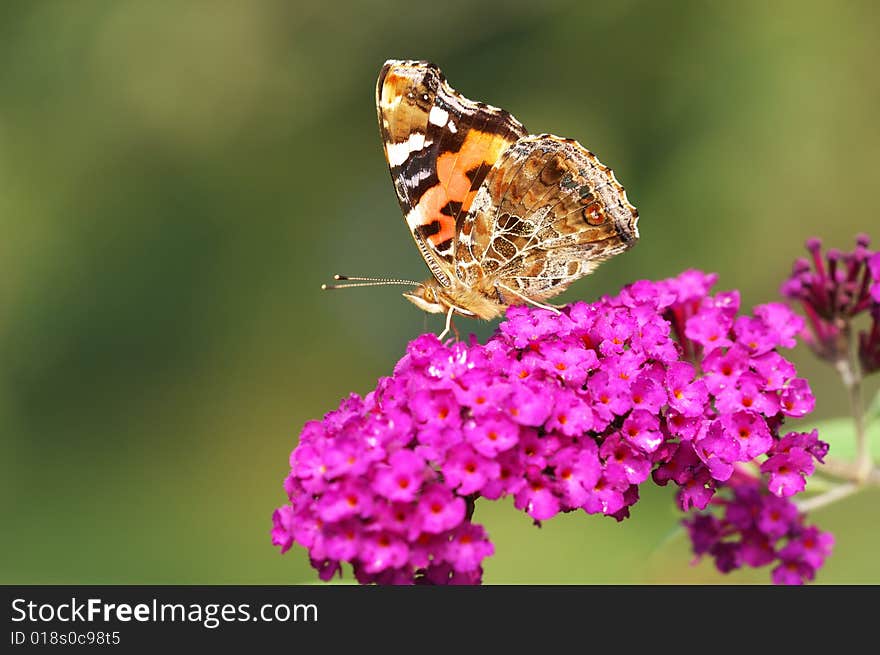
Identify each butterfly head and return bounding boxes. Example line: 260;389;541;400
402;279;447;315
403;278;496;320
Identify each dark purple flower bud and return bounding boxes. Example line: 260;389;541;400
782;235;879;365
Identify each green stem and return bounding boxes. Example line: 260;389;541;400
796;482;859;513
819;456;880;484
852;376;872;483
833;322;872;484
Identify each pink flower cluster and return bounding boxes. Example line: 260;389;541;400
685;475;834;584
272;270;828;584
781;234;880;373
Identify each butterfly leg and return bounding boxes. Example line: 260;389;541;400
438;305;456;341
497;284;562;315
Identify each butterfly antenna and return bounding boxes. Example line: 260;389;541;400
321;274;421;290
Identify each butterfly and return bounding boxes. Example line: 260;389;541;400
327;60;639;338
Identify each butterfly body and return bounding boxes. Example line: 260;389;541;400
376;60;639;326
403;277;503;320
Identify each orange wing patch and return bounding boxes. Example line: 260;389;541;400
413;129;513;251
441;129;514;213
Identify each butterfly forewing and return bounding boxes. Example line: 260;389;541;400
377;60;527;285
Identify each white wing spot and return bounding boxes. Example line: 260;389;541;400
429;106;449;127
405;205;427;230
406;169;432;186
386;133;429;166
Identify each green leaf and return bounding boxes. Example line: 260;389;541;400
804;416;880;461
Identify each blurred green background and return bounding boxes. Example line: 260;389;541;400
1;0;878;585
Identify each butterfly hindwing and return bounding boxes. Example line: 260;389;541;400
456;134;639;302
376;60;527;286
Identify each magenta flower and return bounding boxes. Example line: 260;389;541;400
665;410;703;441
317;480;374;522
442;444;499;496
545;390;597;436
589;369;634;424
753;303;803;349
751;351;797;391
480;449;527;500
693;421;739;481
271;506;295;554
714;372;774;416
757;496;799;539
665;362;708;416
684;478;833;585
445;524;495;572
685;513;723;555
417;484;466;534
361;531;409;574
324;521;361;561
869;253;880;302
629;374;668;414
794;526;836;569
734;315;781;356
464;413;520;457
581;475;627;516
411;390;461;429
622;410;664;453
860;310;880;375
514;475;561;521
538;341;598;386
779;379;816;417
702;346;750;394
507;382;553;426
738;530;777;567
654;441;700;485
772;557;816;585
601;433;652;485
273;270;829;584
373;450;426;502
723;411;773;460
678;473;716;512
552;445;601;507
685;307;734;352
760;430;825;497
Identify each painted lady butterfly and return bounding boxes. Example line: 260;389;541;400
328;60;639;338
